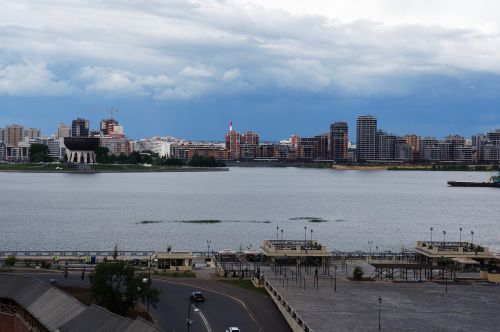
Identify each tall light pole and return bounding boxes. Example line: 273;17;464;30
310;229;313;243
459;227;462;245
276;226;279;242
206;240;212;257
430;227;433;244
304;226;307;248
378;297;382;331
281;229;284;242
186;302;200;332
471;230;474;244
443;230;446;245
142;277;150;319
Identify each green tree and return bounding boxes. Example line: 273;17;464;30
352;266;364;280
89;262;160;316
30;143;53;162
5;255;16;267
188;155;225;167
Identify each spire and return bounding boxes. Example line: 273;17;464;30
229;121;233;132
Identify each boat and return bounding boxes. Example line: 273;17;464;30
448;171;500;187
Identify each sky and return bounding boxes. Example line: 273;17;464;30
1;0;500;141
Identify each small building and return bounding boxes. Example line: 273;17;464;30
260;240;332;267
155;252;195;272
415;241;495;267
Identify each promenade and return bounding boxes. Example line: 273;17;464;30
261;260;500;332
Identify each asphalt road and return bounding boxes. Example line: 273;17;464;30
14;272;258;332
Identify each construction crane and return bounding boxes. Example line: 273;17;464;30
105;108;119;119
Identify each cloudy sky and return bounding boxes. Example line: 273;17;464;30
1;0;499;140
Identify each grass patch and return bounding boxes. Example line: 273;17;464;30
289;217;329;223
137;220;164;224
176;220;221;224
218;279;269;297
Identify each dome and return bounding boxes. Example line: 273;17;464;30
64;137;100;151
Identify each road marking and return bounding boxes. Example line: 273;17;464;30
197;308;212;332
154;279;263;332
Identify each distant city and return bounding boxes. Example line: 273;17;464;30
0;115;499;164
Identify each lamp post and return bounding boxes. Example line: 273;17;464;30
304;226;307;248
378;297;382;330
276;226;279;242
368;241;373;259
281;229;284;241
142;277;150;318
186;302;200;332
442;230;446;246
471;230;474;244
459;227;462;245
206;240;212;257
310;229;313;243
430;227;433;244
334;265;337;291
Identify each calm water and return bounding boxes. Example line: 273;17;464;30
0;168;499;252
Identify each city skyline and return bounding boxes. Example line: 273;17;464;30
1;1;500;140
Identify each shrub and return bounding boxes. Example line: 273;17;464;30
41;261;52;269
353;266;364;280
24;259;33;267
5;256;16;267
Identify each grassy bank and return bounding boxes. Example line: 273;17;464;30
0;163;228;173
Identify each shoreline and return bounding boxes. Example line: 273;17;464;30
0;166;229;173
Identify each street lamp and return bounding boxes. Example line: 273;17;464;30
186;302;200;332
142;277;150;318
471;230;474;244
206;240;212;257
281;229;284;241
430;227;433;244
276;226;279;242
378;297;382;331
459;227;462;245
334;265;337;291
310;229;313;243
443;230;446;245
304;226;307;248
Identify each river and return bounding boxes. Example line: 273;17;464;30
0;168;498;252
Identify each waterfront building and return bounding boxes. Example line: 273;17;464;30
419;137;440;161
404;134;420;161
30;137;67;160
171;141;228;159
5;142;30;161
4;124;24;147
260;239;332;266
297;137;314;160
57;123;71;138
356;115;377;162
240;131;259;159
225;121;241;160
22;128;41;140
156;251;196;272
330;122;348;162
71;118;90;137
0;142;6;161
313;134;329;160
100;136;129;156
0;128;3;143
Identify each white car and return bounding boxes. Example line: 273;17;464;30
226;328;240;332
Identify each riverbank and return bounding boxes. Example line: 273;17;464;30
0;163;229;173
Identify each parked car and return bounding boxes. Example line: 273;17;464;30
190;291;205;302
226;327;240;332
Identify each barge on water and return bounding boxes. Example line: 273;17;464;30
448;172;500;187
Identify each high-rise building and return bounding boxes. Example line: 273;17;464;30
4;125;24;147
356;115;377;162
57;123;71;138
0;142;6;161
0;128;4;142
225;121;241;160
330;122;348;162
313;134;329;160
71;118;89;137
100;119;119;136
240;131;259;159
22;128;41;140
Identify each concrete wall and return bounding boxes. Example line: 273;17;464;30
263;277;312;332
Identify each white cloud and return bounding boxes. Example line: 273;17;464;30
0;1;499;98
0;61;73;96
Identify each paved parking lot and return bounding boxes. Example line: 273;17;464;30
263;262;500;332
